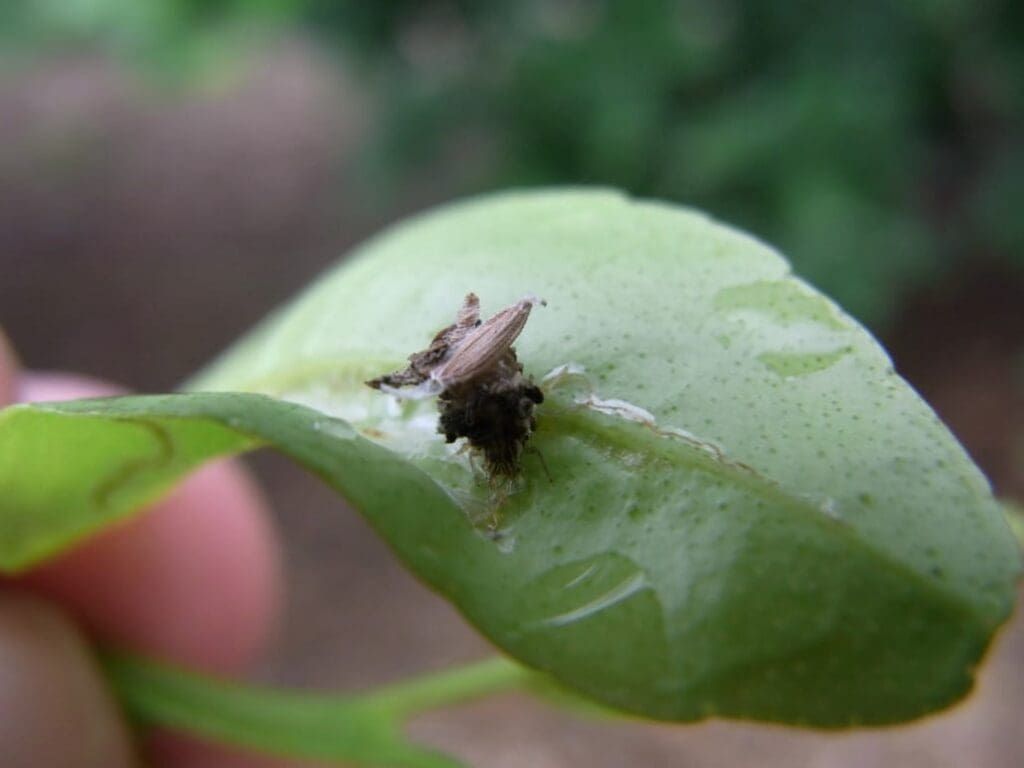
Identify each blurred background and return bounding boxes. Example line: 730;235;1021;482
0;1;1021;765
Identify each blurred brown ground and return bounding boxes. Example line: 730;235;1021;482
0;48;1021;767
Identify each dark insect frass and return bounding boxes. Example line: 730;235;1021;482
366;293;544;477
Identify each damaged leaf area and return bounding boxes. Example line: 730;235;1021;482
366;293;546;479
0;190;1019;727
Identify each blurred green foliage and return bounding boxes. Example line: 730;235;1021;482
3;0;1022;326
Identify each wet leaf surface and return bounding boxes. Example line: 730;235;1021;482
1;190;1018;725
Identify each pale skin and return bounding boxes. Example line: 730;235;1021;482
0;329;289;768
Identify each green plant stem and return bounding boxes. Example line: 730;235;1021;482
102;650;537;766
362;655;535;718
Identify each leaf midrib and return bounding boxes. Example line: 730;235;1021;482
188;360;991;632
541;405;989;633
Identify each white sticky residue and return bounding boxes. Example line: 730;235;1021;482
658;425;702;442
380;379;444;400
658;426;730;461
809;494;842;520
540;361;757;473
573;392;733;464
384;396;405;418
792;492;847;522
542;361;589;386
573;394;658;425
820;496;841;519
494;533;517;555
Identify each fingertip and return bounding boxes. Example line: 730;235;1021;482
146;730;295;768
22;459;283;673
0;327;20;406
12;369;286;767
18;370;126;403
15;371;283;672
0;593;136;768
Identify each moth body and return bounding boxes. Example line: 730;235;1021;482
367;293;545;477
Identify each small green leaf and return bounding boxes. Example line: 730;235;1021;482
0;190;1018;728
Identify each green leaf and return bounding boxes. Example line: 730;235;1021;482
0;190;1018;728
102;650;532;768
103;650;455;768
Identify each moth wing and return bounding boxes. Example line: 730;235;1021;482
431;297;537;385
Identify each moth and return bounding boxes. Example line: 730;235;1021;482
367;293;545;477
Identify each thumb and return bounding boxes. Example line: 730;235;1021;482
0;332;137;768
0;328;18;406
0;593;136;768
